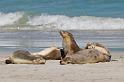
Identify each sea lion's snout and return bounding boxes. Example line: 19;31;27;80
59;30;66;36
59;30;73;39
59;30;63;34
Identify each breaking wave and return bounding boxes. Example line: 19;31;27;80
0;12;24;26
0;12;124;30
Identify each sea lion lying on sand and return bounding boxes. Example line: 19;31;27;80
32;46;64;60
59;31;111;65
85;42;111;56
5;50;46;64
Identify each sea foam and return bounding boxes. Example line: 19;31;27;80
0;12;124;30
0;12;24;26
27;14;124;30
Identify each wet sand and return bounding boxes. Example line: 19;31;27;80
0;52;124;82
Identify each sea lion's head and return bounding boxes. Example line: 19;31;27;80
5;59;13;64
59;30;73;40
60;57;73;65
85;42;95;49
59;30;80;54
85;42;110;56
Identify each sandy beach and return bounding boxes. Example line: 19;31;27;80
0;52;123;82
0;30;123;82
0;0;124;82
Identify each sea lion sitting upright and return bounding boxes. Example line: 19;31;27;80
59;31;111;65
60;30;80;55
5;50;46;64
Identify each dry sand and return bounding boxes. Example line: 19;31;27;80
0;52;124;82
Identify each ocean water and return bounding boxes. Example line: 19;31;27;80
0;30;124;55
0;0;124;30
0;0;124;54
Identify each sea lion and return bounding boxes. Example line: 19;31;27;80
60;30;80;55
59;30;111;65
5;50;46;64
32;46;64;60
85;42;111;56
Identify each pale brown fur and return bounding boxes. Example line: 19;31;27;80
59;31;111;65
85;42;110;56
5;50;46;64
32;47;62;60
60;31;80;55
